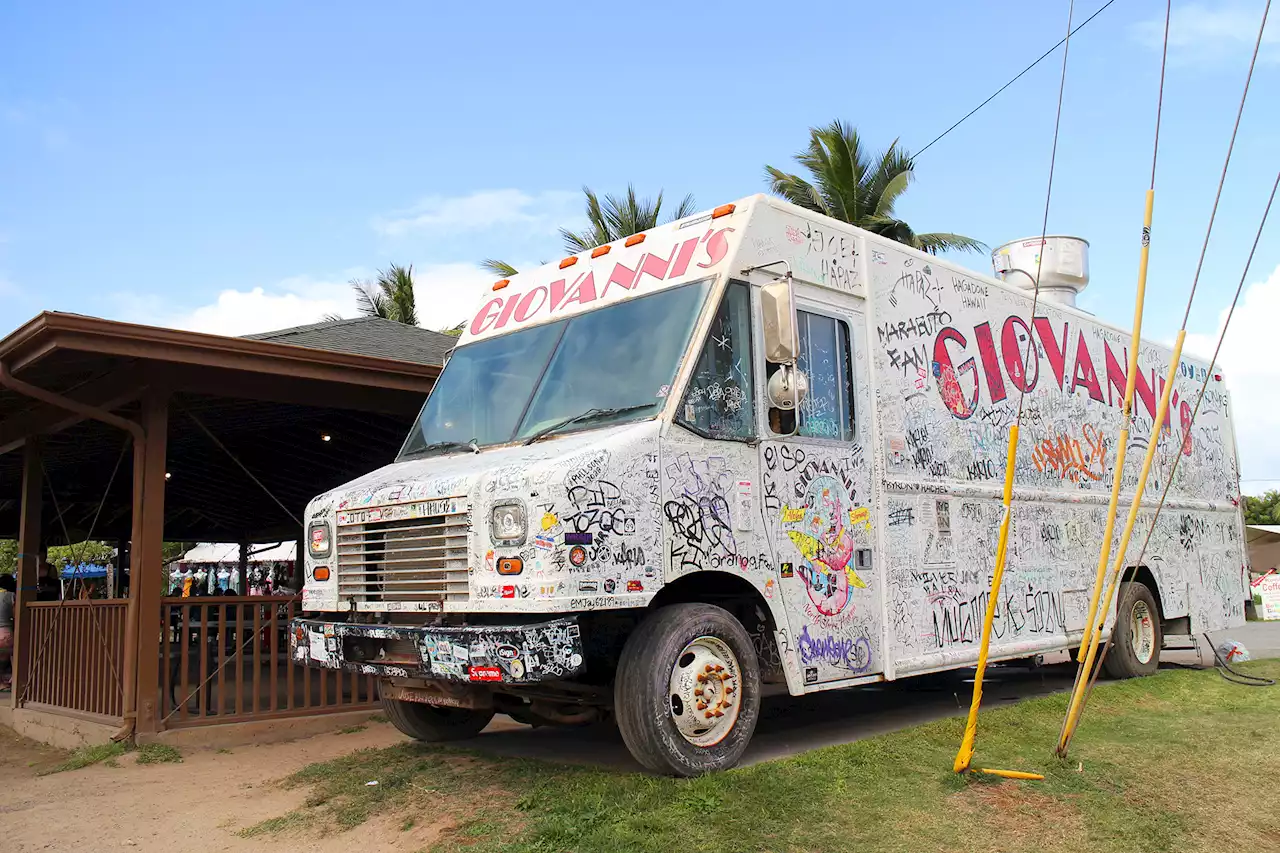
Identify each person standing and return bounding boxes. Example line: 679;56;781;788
0;573;15;691
36;558;60;602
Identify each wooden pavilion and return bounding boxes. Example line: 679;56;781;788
0;312;449;745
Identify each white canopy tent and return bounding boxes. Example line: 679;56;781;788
169;541;299;595
177;541;297;564
1247;525;1280;576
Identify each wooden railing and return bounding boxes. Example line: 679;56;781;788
159;596;377;727
23;600;128;720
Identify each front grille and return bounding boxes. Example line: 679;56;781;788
336;507;470;605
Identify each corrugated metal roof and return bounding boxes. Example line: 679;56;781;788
246;317;454;366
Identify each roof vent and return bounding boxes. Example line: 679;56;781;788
992;235;1089;306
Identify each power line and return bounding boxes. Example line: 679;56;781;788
911;0;1121;162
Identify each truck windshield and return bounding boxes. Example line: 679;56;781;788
400;279;712;457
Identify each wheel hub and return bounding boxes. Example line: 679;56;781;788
1131;598;1155;664
668;636;742;747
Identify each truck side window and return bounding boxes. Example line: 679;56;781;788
769;311;855;440
677;282;756;440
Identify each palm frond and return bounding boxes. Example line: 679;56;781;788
872;170;912;219
351;279;388;319
767;119;986;254
560;227;596;253
914;232;989;255
481;258;519;277
765;166;822;212
565;185;692;251
667;193;697;221
375;263;419;326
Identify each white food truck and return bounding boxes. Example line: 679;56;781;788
290;194;1249;775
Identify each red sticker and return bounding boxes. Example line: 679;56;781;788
468;666;502;682
501;585;515;598
626;580;644;592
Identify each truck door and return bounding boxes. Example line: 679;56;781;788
760;294;880;686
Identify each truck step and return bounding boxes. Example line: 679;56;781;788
1162;635;1199;652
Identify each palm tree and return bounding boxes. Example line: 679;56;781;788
481;185;696;277
349;263;419;326
766;120;985;255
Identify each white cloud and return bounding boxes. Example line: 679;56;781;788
1133;2;1279;63
115;261;513;339
1184;262;1280;493
121;274;355;337
373;189;579;238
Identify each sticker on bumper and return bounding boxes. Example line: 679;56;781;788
289;616;585;684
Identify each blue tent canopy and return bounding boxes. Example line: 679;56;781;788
59;564;109;579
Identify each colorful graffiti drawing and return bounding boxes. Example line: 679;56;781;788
783;475;867;616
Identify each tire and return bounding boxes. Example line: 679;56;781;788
381;696;495;741
1103;581;1162;679
615;603;761;776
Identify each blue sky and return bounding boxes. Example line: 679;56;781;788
1;0;1277;486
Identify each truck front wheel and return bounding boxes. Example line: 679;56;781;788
381;697;494;741
615;603;761;776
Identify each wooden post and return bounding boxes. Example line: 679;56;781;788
132;391;169;734
11;437;42;708
294;536;305;593
238;542;248;595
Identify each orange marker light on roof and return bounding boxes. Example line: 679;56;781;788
624;234;646;247
559;256;578;269
591;245;611;258
711;203;736;219
492;279;510;291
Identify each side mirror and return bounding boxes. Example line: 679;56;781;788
767;364;809;411
761;275;798;364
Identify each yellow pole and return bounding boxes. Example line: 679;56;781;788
954;424;1019;773
1077;190;1155;660
981;768;1047;781
1057;331;1184;756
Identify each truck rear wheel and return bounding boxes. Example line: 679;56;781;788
615;603;761;776
1102;581;1162;679
381;696;494;741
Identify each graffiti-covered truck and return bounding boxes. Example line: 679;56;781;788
289;194;1248;775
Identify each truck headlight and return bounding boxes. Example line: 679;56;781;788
308;520;332;559
490;502;527;546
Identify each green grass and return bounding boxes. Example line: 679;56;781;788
336;724;368;735
135;743;183;764
243;661;1280;853
38;741;183;773
38;741;128;776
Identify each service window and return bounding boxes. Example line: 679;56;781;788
769;311;856;440
678;282;756;440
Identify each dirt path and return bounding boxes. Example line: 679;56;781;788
0;722;449;853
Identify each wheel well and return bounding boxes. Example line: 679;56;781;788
1127;565;1163;618
647;571;784;682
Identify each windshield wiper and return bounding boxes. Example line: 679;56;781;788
405;439;480;460
523;404;652;446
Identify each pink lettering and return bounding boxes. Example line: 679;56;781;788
1000;315;1038;393
514;287;548;322
698;227;734;269
933;328;977;419
1033;317;1070;390
558;271;597;311
470;298;503;336
1070;331;1104;402
974;321;1007;404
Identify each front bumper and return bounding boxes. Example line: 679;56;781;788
289;617;585;684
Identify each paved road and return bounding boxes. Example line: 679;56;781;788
466;622;1280;771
